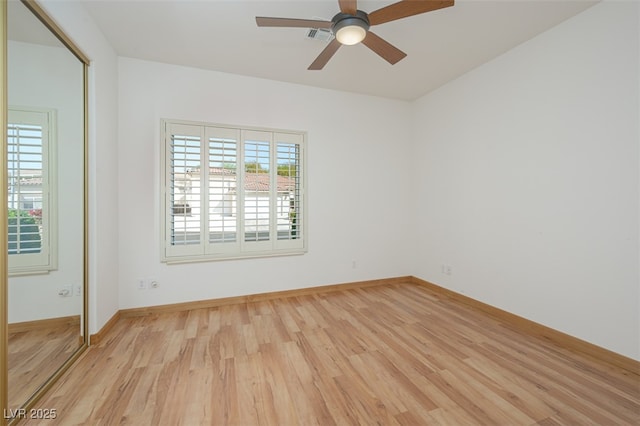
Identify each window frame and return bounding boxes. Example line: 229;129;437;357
160;119;307;264
7;106;58;275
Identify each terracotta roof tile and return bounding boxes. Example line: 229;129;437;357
180;167;296;192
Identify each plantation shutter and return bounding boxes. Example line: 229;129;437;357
7;108;54;273
161;119;306;262
241;130;272;252
205;126;241;254
165;122;205;257
274;132;304;251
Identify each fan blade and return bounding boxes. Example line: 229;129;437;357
308;39;342;70
362;31;407;65
368;0;454;26
338;0;358;15
256;17;332;29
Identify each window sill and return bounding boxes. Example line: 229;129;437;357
162;248;307;265
8;267;54;277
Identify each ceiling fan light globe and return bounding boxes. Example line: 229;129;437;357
336;25;367;45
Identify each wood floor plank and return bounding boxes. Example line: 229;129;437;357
21;282;640;425
462;356;556;421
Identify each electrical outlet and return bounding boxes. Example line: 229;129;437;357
75;285;81;296
58;285;72;297
442;264;452;275
137;279;147;290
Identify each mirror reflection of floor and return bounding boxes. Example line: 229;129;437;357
8;315;82;410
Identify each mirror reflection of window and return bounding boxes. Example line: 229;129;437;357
7;107;56;273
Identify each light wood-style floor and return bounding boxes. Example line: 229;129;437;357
8;317;81;411
25;282;639;425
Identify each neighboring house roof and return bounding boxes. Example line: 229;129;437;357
177;167;296;193
9;169;42;186
11;176;42;186
208;167;236;176
18;177;43;186
244;173;295;193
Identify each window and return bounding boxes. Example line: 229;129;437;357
161;120;306;262
7;108;57;274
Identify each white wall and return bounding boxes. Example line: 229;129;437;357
117;58;413;309
7;41;83;323
34;0;639;361
411;1;639;359
39;0;120;335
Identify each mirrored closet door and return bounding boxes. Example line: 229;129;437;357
2;0;88;421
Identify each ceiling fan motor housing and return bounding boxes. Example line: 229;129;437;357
332;10;370;44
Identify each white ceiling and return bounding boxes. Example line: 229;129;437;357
81;0;598;101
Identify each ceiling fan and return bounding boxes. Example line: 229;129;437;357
256;0;454;70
